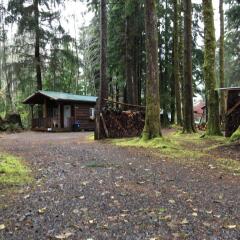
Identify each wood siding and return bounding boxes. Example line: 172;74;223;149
74;102;95;130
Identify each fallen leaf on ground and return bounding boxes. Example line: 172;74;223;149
162;215;172;221
226;225;236;229
181;218;189;225
23;194;30;199
192;212;198;217
0;224;5;230
81;181;89;186
38;207;47;214
203;222;211;227
73;209;79;214
206;210;213;214
55;231;74;239
168;199;175;204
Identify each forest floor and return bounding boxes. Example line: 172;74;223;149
0;131;239;240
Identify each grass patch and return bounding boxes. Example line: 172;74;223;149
112;136;206;159
85;161;119;169
87;133;94;141
216;158;240;175
0;153;32;186
85;161;109;168
112;137;178;150
111;131;239;174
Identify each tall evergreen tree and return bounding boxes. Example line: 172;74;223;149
7;0;64;91
202;0;221;135
219;0;225;119
142;0;161;139
33;0;42;90
183;0;195;133
99;0;108;107
173;0;182;125
95;0;108;140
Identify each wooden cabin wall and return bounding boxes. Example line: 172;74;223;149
74;103;95;130
225;90;240;137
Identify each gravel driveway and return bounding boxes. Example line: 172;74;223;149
0;132;239;240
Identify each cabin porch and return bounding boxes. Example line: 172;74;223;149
23;91;97;132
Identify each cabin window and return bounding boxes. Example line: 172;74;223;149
89;108;95;120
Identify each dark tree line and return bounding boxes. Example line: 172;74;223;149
1;0;240;137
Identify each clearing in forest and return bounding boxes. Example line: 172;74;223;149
0;131;239;239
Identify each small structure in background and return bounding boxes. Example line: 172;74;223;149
219;87;240;137
23;91;97;132
193;100;206;126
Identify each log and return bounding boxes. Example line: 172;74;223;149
101;109;145;138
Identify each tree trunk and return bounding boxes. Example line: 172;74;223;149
183;0;196;133
202;0;221;135
173;0;183;125
125;13;134;104
95;0;108;140
179;0;185;124
219;0;225;123
2;23;13;113
164;0;170;127
125;0;141;105
142;0;161;139
33;0;42;91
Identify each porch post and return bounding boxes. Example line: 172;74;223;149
43;98;47;118
58;103;61;128
30;105;34;119
30;104;34;129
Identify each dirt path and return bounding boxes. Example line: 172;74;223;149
0;132;239;240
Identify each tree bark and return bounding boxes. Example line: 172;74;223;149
125;13;134;104
2;23;13;113
202;0;221;135
95;0;108;140
183;0;196;133
173;0;183;125
179;0;185;123
162;0;170;127
33;0;42;91
125;0;141;105
219;0;225;123
142;0;161;139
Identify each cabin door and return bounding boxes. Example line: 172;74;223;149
64;105;71;128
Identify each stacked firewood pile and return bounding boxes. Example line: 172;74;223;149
102;109;145;138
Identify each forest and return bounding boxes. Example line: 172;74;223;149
0;0;239;138
0;0;240;239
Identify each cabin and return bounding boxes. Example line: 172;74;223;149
219;87;240;137
23;91;97;132
193;100;206;124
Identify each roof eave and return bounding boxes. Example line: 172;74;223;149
22;91;58;104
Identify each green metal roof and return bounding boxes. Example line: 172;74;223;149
23;90;97;104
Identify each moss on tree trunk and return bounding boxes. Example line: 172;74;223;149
202;0;221;136
142;0;161;139
230;126;240;142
